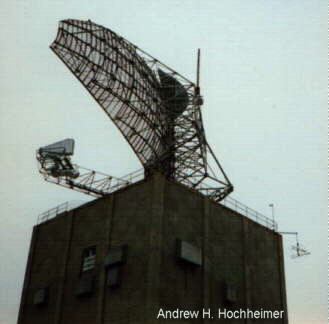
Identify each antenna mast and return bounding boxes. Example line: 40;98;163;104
196;49;201;92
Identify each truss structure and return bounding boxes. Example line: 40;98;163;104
37;149;137;197
49;19;233;202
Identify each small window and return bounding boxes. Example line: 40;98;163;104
81;246;96;273
176;239;202;266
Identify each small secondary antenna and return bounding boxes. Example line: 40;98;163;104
194;49;203;105
196;49;200;90
37;139;132;197
279;232;310;259
38;138;79;179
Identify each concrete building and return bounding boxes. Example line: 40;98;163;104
17;173;288;323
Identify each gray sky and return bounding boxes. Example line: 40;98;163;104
0;1;327;323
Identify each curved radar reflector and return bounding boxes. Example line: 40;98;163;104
50;19;166;167
50;19;233;202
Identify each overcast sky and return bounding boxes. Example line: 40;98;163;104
0;1;327;323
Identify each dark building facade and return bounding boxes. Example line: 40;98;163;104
18;173;288;323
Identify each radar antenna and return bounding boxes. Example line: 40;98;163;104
39;19;233;202
37;139;134;197
279;232;311;259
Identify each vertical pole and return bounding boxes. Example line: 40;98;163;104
196;49;201;90
295;233;300;256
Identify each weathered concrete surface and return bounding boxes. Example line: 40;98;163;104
18;173;288;324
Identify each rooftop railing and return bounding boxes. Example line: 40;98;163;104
37;170;276;231
37;201;86;224
219;195;277;231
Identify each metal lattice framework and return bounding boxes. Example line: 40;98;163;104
36;154;135;197
49;19;233;202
